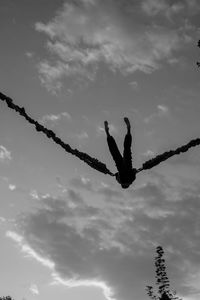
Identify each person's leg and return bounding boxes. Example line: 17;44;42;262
123;117;132;168
124;117;131;134
104;121;123;171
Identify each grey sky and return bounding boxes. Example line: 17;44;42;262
0;1;200;300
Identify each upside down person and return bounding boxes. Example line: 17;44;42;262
104;117;137;189
2;91;200;189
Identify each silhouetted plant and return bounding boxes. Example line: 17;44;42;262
146;246;182;300
197;40;200;67
0;297;14;300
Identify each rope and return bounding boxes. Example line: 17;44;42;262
1;91;200;179
137;138;200;173
0;91;115;177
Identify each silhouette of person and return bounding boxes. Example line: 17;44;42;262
104;117;137;189
3;90;200;189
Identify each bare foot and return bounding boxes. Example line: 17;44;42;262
104;121;109;135
124;117;130;129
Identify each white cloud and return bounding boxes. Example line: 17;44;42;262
70;176;94;191
51;273;115;300
35;0;186;92
8;183;28;194
142;149;155;157
0;217;6;223
6;231;23;243
144;104;169;123
129;81;138;90
0;145;12;162
40;111;72;126
75;131;89;140
30;284;39;295
26;52;34;58
41;114;60;122
37;61;64;94
8;184;16;191
61;112;71;119
157;104;169;113
6;231;55;269
29;189;40;200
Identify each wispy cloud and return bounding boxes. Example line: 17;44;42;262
129;81;139;90
39;111;71;126
141;0;200;18
8;182;28;194
144;104;169;123
142;149;155;157
0;217;6;224
141;0;184;18
25;52;34;58
51;273;115;300
70;176;93;191
8;184;16;191
37;61;64;94
35;0;191;92
0;145;12;163
75;131;89;140
29;189;40;200
30;284;39;295
8;170;200;300
6;231;55;269
157;104;169;113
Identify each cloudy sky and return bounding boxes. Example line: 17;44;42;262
1;0;200;300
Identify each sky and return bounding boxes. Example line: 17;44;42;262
0;0;200;300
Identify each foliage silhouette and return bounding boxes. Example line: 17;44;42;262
1;91;200;187
146;246;182;300
0;297;14;300
197;40;200;67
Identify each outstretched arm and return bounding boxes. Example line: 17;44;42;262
0;91;115;177
137;138;200;173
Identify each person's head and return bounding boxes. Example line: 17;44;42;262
115;169;137;189
121;182;131;189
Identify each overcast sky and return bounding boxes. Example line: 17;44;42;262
1;0;200;300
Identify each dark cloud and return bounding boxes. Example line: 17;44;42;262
69;175;124;203
70;176;94;192
67;188;85;205
11;173;200;300
96;186;124;199
16;195;154;299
